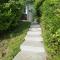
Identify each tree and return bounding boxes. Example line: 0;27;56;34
0;0;25;31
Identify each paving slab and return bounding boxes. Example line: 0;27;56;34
25;34;41;38
20;41;45;53
29;28;41;31
25;35;43;41
30;25;40;28
13;51;46;60
27;31;41;36
13;22;46;60
29;27;41;31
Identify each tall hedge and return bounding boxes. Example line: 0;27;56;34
0;0;24;31
35;0;60;60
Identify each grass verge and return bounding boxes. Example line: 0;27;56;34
0;21;30;60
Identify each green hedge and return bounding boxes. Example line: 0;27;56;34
0;0;9;3
0;0;24;31
34;0;60;60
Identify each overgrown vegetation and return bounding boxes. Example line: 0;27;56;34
0;0;25;31
34;0;60;60
1;0;60;60
0;21;30;60
0;0;31;60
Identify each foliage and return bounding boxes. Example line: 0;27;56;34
34;0;45;17
0;21;30;60
0;0;9;3
34;0;60;60
0;0;24;31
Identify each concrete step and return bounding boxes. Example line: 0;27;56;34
20;41;45;53
26;34;41;37
25;35;43;41
13;22;46;60
31;22;38;24
29;27;41;31
31;24;40;25
13;51;46;60
27;31;41;36
25;34;41;39
30;26;40;28
30;25;40;28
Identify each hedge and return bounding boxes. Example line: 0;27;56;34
0;0;24;31
34;0;60;60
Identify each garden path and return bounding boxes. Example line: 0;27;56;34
13;21;46;60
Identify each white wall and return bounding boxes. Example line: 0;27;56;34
26;4;34;22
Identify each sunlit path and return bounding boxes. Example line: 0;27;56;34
13;21;46;60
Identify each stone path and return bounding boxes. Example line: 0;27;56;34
13;22;46;60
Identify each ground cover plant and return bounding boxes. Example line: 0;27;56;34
0;21;30;60
34;0;60;60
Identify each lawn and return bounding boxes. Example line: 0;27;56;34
0;21;30;60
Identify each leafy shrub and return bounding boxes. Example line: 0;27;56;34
9;1;23;28
0;0;9;3
34;0;60;60
40;0;60;59
34;0;45;23
0;3;12;31
0;0;24;31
